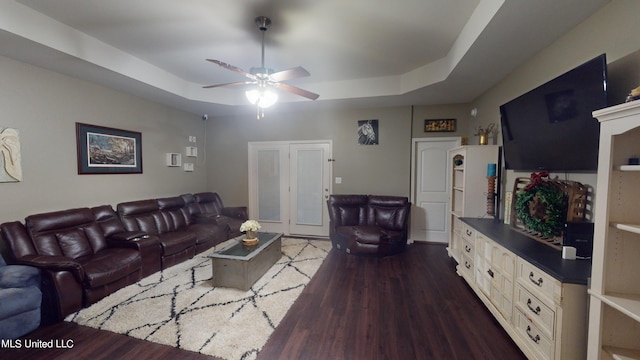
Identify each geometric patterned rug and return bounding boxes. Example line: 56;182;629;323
65;238;331;360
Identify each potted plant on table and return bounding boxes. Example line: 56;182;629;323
240;220;261;246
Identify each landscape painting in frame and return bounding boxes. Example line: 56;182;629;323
76;123;142;174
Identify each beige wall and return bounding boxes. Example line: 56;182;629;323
204;102;475;208
0;55;207;224
468;0;640;216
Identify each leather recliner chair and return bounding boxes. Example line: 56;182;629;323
327;195;411;257
0;207;143;323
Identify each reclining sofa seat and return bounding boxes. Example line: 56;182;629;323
183;192;248;239
92;205;161;278
327;195;411;257
0;252;41;339
0;207;143;323
156;196;227;253
117;199;196;269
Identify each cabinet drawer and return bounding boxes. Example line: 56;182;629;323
461;237;474;258
460;253;474;276
516;285;555;340
515;310;553;360
461;223;475;242
516;258;561;303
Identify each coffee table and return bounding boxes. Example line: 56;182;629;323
210;232;283;291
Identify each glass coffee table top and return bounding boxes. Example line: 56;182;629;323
212;232;282;259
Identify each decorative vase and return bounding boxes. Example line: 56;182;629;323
243;230;259;246
479;134;488;145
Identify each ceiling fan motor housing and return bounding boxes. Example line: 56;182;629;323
255;16;271;31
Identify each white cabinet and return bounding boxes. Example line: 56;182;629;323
459;219;589;360
514;258;588;360
475;233;515;322
588;101;640;359
447;145;499;262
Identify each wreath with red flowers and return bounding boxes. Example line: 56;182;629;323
515;172;567;237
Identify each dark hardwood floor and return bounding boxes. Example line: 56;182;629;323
1;243;525;360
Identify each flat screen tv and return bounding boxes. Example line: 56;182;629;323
500;54;608;172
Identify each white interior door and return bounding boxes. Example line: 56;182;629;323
249;141;332;237
410;137;461;243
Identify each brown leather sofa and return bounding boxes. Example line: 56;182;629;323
327;195;411;257
0;192;244;324
0;207;144;324
182;192;248;238
156;196;228;253
116;199;197;269
93;205;162;278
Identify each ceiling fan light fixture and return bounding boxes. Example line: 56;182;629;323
245;87;278;108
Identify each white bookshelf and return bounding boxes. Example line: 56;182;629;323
588;101;640;359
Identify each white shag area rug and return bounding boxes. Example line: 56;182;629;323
65;237;331;360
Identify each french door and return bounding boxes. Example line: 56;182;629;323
248;141;332;237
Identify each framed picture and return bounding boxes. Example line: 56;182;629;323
76;122;142;174
357;119;379;145
424;118;456;132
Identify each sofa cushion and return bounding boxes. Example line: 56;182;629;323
0;287;41;319
0;265;40;289
57;228;93;259
26;208;110;257
354;225;386;245
79;248;141;288
156;231;196;256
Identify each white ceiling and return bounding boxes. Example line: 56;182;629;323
0;0;609;117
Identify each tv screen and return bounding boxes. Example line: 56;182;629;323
500;54;608;172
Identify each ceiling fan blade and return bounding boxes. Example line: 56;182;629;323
206;59;257;80
269;66;311;82
275;82;320;100
202;81;255;89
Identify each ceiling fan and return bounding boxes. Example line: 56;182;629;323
203;16;319;117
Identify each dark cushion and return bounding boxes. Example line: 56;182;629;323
0;264;40;289
157;231;196;256
79;248;141;288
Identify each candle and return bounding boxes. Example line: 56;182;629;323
487;163;497;177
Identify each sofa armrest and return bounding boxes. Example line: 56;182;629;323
221;206;248;220
193;214;219;225
108;231;149;242
16;255;84;283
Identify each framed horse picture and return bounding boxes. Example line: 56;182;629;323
357;119;378;145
